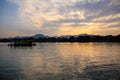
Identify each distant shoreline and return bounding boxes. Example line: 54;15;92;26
0;34;120;42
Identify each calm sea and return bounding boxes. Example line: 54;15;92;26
0;42;120;80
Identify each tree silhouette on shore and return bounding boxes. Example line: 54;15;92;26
0;34;120;42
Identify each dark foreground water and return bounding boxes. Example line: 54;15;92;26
0;42;120;80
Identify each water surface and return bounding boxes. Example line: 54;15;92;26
0;42;120;80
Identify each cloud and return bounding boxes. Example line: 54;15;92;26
7;0;120;29
107;23;120;28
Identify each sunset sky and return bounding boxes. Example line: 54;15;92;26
0;0;120;38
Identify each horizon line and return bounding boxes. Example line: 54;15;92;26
0;33;120;39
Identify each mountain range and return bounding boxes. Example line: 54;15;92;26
0;34;120;42
1;34;91;39
31;34;89;39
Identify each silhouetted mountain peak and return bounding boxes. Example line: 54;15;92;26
33;34;48;39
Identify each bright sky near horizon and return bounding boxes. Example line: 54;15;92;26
0;0;120;38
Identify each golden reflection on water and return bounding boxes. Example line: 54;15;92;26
5;42;120;80
21;43;120;77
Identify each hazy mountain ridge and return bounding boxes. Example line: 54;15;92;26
0;34;92;39
0;34;120;42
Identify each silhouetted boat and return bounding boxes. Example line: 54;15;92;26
8;41;36;46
